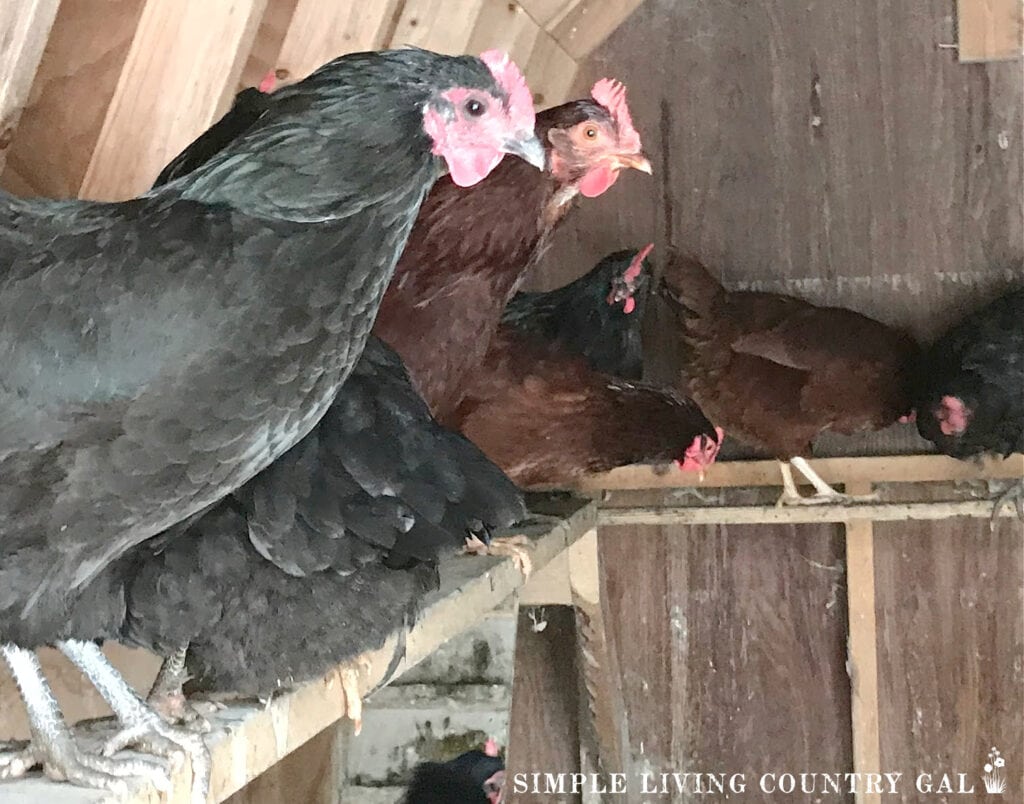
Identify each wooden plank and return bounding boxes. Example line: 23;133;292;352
238;0;300;89
78;0;267;201
0;0;146;198
568;532;628;798
544;0;644;60
224;725;337;804
274;0;401;84
957;0;1024;62
599;498;1024;526
506;606;583;804
521;29;577;108
874;512;1023;800
1;496;595;803
516;0;568;28
600;522;853;799
573;454;1024;492
0;0;61;176
844;482;882;804
467;0;542;66
390;0;486;55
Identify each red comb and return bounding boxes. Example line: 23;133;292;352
258;69;277;94
484;737;500;757
480;50;536;133
591;78;641;153
624;243;654;283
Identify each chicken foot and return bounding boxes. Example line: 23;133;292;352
0;644;169;794
145;646;215;730
463;534;533;579
991;479;1024;527
776;457;880;506
58;640;210;804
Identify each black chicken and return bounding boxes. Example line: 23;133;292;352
123;338;526;726
502;243;653;380
0;48;541;796
913;287;1024;516
403;740;505;804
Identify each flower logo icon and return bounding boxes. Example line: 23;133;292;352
982;747;1006;795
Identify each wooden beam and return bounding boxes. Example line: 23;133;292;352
522;28;578;107
957;0;1024;62
599;498;1020;526
2;496;596;803
0;0;61;176
274;0;401;84
78;0;267;201
571;453;1024;492
506;605;583;804
390;0;486;55
541;0;644;60
844;482;882;804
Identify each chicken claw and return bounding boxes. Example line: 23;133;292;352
991;480;1024;529
0;737;169;793
463;534;533;579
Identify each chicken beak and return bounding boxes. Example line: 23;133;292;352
615;152;653;174
504;130;547;170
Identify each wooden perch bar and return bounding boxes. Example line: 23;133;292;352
573;453;1024;492
599;498;1020;526
1;496;596;804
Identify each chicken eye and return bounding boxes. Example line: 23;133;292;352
465;99;486;117
584;127;598;139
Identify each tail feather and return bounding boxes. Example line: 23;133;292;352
659;251;724;316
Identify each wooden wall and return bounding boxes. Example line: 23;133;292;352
521;1;1023;801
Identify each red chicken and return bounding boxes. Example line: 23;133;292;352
449;247;722;488
373;79;652;419
661;253;919;505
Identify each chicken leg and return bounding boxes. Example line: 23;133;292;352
145;645;215;730
776;457;879;506
326;658;372;736
57;640;210;804
463;534;533;579
0;644;168;793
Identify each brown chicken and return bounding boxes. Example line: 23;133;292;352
449;247;723;488
373;79;651;419
661;253;919;505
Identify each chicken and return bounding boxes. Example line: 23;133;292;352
0;48;541;796
912;287;1024;518
403;739;505;804
501;244;654;380
661;253;919;505
450;246;722;488
123;337;527;735
373;79;652;419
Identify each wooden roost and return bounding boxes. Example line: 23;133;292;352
0;0;1022;802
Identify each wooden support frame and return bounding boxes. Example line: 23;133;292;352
844;482;882;804
956;0;1024;62
1;497;596;803
572;453;1023;492
0;0;61;175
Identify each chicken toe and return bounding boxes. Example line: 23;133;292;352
777;458;880;506
0;645;169;794
328;663;367;735
463;534;533;579
991;480;1024;528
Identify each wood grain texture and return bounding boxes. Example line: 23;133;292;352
600;523;853;802
874;514;1024;802
0;0;61;176
79;0;267;201
507;606;583;804
390;0;486;55
0;0;147;197
957;0;1024;61
225;725;338;804
534;0;1023;344
544;0;645;60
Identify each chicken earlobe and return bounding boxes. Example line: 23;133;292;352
0;644;168;792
